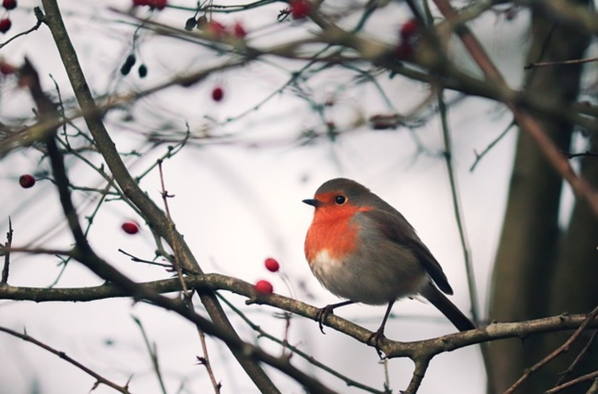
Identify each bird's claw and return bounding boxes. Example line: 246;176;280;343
314;305;335;334
366;328;386;358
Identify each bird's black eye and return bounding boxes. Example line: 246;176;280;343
335;195;346;205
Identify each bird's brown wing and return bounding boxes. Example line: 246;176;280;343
363;209;454;295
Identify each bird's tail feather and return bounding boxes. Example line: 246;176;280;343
420;283;475;331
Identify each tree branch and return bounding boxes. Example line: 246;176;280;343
0;326;132;393
0;273;596;358
39;1;279;391
432;0;598;218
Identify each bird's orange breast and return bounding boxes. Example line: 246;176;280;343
304;204;371;263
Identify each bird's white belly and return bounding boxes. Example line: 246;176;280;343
309;249;424;305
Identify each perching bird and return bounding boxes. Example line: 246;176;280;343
303;178;474;345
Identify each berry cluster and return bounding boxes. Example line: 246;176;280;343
0;0;17;34
120;53;148;78
253;257;281;294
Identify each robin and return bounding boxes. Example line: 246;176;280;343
303;178;475;345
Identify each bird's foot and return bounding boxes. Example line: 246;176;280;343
366;328;386;358
314;305;336;334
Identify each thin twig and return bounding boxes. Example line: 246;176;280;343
546;371;598;394
134;126;190;182
437;88;480;324
157;160;188;296
118;248;184;271
1;217;12;284
0;325;132;393
470;120;516;172
133;316;168;394
0;7;44;49
554;329;598;387
437;87;495;392
157;160;220;394
525;56;598;70
563;150;598;159
504;305;598;394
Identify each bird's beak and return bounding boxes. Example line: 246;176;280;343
302;198;321;207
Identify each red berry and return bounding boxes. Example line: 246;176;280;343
264;258;280;272
211;86;224;102
132;0;149;5
18;174;35;188
254;280;273;294
400;19;419;39
2;0;16;10
121;221;139;234
290;0;311;19
232;21;246;38
0;18;11;34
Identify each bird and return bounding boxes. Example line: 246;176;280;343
303;178;475;346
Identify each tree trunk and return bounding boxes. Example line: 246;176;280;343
487;2;590;392
542;134;598;392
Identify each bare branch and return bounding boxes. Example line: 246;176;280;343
545;371;598;394
432;0;598;218
504;305;598;394
0;326;132;393
132;316;168;394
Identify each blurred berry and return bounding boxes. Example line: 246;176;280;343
138;64;148;78
2;0;16;11
211;86;224;102
0;18;12;34
290;0;311;19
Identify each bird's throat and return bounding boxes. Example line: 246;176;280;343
305;213;358;263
